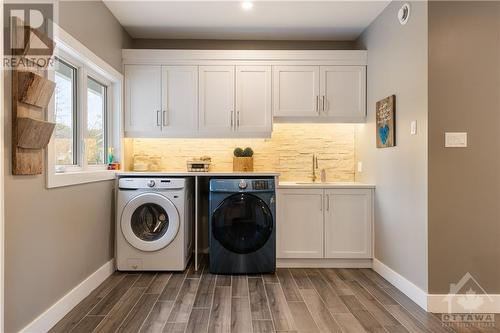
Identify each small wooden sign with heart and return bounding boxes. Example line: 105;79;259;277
376;95;396;148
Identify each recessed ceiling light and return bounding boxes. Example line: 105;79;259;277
241;1;253;11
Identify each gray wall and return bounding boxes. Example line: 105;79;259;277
355;1;429;291
428;1;500;294
4;1;130;331
131;39;357;50
59;0;132;72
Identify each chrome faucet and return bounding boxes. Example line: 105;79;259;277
311;154;319;182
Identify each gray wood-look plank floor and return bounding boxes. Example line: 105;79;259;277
50;259;497;333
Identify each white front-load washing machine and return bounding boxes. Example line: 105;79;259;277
116;177;193;271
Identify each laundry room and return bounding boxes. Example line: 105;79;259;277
3;1;500;333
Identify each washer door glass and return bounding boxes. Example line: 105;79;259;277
121;193;180;252
131;203;169;241
212;193;273;254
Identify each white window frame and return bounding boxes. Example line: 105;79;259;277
47;25;123;188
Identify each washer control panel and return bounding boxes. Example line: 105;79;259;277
119;178;185;190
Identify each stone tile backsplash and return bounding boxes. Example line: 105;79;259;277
127;123;356;182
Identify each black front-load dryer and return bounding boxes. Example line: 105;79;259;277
209;178;276;274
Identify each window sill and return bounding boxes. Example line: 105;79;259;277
47;169;116;188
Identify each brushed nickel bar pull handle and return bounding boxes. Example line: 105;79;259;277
237;111;240;129
230;110;234;130
316;95;319;113
326;194;330;211
322;95;326;112
163;110;168;126
320;195;323;211
156;110;161;127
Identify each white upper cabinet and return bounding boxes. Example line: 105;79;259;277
235;66;272;134
273;66;320;117
124;65;162;134
123;50;368;137
125;65;198;137
320;66;366;120
324;189;372;258
161;66;198;135
199;65;272;137
198;66;235;135
273;65;366;122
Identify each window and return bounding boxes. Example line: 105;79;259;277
54;59;77;166
86;77;107;165
47;26;122;188
52;57;111;172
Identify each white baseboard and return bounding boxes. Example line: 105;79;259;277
372;258;428;311
277;258;372;268
21;259;115;333
428;294;500;314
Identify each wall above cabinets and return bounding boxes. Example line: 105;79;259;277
122;49;367;138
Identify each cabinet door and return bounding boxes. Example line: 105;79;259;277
273;66;320;117
320;66;366;120
235;66;272;134
124;65;162;135
277;189;324;258
198;66;235;135
324;189;372;258
161;66;198;136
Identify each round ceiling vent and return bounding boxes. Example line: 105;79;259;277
398;3;411;25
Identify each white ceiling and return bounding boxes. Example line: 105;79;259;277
104;1;391;41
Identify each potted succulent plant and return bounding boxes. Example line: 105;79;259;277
233;147;254;172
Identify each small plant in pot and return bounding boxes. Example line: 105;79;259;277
233;147;254;172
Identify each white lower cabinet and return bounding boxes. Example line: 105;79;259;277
277;188;373;259
324;189;373;258
277;189;324;258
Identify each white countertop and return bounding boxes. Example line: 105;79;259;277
116;172;374;188
116;171;280;177
278;181;375;189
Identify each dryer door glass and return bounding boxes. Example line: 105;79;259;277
212;193;273;254
131;203;169;241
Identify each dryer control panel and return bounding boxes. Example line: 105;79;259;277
210;178;275;193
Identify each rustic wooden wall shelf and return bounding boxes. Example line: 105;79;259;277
16;117;56;149
18;71;56;108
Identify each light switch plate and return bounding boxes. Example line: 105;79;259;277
445;132;467;148
410;121;417;135
357;161;363;173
